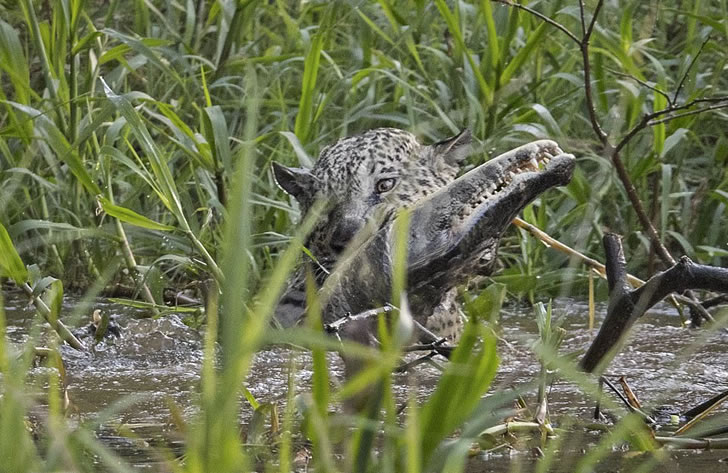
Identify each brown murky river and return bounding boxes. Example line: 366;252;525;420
3;291;727;472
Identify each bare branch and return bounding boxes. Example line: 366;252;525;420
647;101;728;126
578;0;607;142
396;352;438;373
578;0;586;35
584;0;604;41
403;343;448;352
513;217;643;285
324;303;456;359
580;234;728;373
608;68;672;107
615;97;728;155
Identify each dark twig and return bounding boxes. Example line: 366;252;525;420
673;35;711;105
600;376;655;423
324;304;456;359
614;98;728;155
700;294;728;310
577;0;586;35
607;68;672;107
584;0;603;42
683;388;728;420
403;343;448;352
674;294;715;324
608;150;677;267
395;351;438;373
580;234;728;373
646;102;728;126
578;0;608;142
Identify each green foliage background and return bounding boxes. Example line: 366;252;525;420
0;0;726;296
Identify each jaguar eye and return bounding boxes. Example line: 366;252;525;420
376;178;396;193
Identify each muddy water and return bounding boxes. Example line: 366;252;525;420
3;291;727;472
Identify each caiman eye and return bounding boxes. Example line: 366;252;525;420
376;177;396;193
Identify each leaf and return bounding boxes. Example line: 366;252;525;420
0;19;31;106
9;219;112;241
666;230;694;256
663;8;727;37
530;104;563;137
41;279;63;325
661;128;689;158
0;222;28;283
100;79;184;221
712;189;728;205
4;168;58;191
480;0;500;74
97;196;175;231
500;23;547;85
203;105;232;174
356;8;394;45
697;245;728;258
98;145;166;206
653;85;668;156
279;131;314;169
464;283;506;325
419;322;498;465
97;37;171;65
294;14;328;143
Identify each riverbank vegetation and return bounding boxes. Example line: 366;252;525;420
1;0;727;471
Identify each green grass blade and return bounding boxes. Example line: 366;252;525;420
419;323;499;465
652;85;667;156
203;105;233;175
500;23;547;85
100;84;182;213
0;221;28;283
97;196;175;231
480;0;500;76
0;19;32;106
660;163;672;239
294;11;329;143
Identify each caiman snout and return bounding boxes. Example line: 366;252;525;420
406;140;576;301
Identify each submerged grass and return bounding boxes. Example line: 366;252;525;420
1;0;727;472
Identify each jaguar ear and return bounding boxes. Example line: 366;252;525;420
272;162;316;201
431;129;472;165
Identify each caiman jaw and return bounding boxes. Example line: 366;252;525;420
467;143;559;211
407;140;575;289
458;140;574;238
